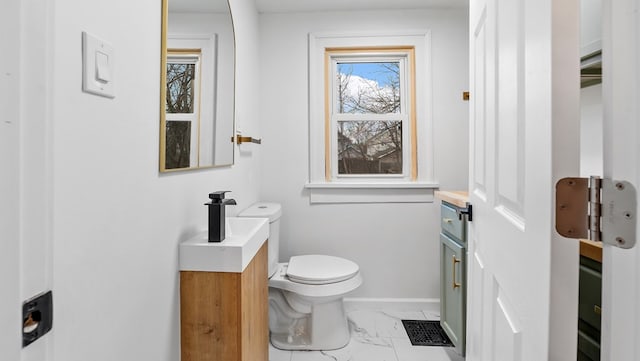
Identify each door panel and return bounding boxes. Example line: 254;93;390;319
441;233;465;348
492;284;522;361
472;5;488;198
468;0;579;360
495;0;525;217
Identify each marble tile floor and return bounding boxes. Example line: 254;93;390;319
269;308;465;361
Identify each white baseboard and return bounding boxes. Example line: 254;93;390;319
343;297;440;313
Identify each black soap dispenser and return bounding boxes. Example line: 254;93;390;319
205;191;237;242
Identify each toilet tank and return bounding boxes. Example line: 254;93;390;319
238;203;281;277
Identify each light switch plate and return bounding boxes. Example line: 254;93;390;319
82;31;115;98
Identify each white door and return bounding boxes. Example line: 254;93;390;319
600;0;640;359
1;0;23;359
467;0;580;360
1;0;55;360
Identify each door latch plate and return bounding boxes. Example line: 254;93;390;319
22;291;53;347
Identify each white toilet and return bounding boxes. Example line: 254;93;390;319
238;202;363;351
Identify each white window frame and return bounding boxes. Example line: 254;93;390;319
307;31;438;203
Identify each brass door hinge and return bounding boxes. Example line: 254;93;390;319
463;91;470;101
556;176;636;249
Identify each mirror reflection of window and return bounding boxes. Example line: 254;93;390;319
160;0;235;171
166;63;196;113
166;121;192;169
165;51;201;170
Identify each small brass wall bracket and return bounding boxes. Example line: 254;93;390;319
231;135;262;145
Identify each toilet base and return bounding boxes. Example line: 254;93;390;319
269;291;351;351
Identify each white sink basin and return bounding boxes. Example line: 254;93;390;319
179;217;269;273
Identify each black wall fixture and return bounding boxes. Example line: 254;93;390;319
22;291;53;347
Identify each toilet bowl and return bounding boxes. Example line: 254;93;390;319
238;203;363;350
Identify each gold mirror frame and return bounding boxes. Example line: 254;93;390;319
159;0;236;172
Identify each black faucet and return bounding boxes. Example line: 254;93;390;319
205;191;237;242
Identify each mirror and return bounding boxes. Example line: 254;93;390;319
160;0;235;172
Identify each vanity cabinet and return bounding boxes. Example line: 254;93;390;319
578;240;602;361
180;243;268;361
438;199;467;356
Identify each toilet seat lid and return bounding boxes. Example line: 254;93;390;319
286;255;359;285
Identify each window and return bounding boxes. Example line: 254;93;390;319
308;32;437;203
329;52;414;180
165;50;201;170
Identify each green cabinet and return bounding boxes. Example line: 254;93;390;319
578;256;602;361
440;202;466;356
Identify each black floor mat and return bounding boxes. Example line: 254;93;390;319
401;320;453;347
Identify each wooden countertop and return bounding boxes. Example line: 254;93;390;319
580;239;603;263
435;190;469;208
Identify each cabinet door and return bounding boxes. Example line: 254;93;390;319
579;257;602;333
577;256;602;361
240;243;269;361
440;233;466;354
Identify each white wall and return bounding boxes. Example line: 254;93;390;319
258;8;469;298
49;0;261;360
580;83;603;177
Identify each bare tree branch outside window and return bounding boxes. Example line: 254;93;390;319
165;60;196;169
166;63;195;113
165;121;191;169
336;62;402;175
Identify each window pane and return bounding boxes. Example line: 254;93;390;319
165;121;191;169
336;62;400;114
166;63;196;113
338;120;402;174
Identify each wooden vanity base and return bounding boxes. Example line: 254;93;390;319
180;243;268;361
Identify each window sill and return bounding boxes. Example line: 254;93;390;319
304;182;439;204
